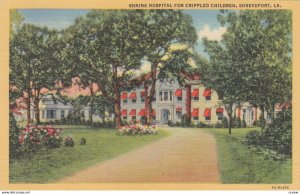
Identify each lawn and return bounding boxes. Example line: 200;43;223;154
202;127;292;183
9;125;169;183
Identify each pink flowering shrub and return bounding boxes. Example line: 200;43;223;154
118;123;158;135
19;125;63;153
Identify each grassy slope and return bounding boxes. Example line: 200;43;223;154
203;127;292;183
10;125;169;183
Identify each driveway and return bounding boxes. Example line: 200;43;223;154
58;127;220;183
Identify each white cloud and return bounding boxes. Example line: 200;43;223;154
198;24;226;41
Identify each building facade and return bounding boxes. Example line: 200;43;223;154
120;78;279;126
120;79;230;125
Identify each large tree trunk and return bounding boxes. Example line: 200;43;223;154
144;66;157;124
33;89;40;124
114;93;121;129
227;103;233;135
89;87;94;126
185;85;191;124
113;67;121;129
228;113;232;135
26;88;31;125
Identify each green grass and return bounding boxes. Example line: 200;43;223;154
10;125;169;183
202;127;292;184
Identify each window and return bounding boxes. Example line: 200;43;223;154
217;113;223;120
140;92;146;102
177;96;182;101
61;110;65;118
46;110;56;119
42;110;45;119
123;116;127;120
194;96;199;101
132;116;136;120
205;96;211;101
170;91;173;101
204;108;211;121
177;111;182;119
123;99;127;104
193;117;199;120
159;91;163;101
132;99;136;103
164;91;168;101
205;116;211;121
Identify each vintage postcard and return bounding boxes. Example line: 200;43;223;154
0;0;300;191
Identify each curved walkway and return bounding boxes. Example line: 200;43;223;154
58;128;220;183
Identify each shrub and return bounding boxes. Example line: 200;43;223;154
197;122;207;128
118;123;158;135
80;137;87;145
242;120;247;128
181;114;190;127
222;117;228;128
243;111;292;159
235;117;242;128
44;136;62;149
244;130;261;145
167;120;173;127
214;122;223;128
9;113;21;159
140;116;147;125
175;122;181;127
19;125;63;153
64;136;75;147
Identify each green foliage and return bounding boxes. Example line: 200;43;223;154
243;111;292;159
198;10;292;133
214;122;223;128
9;113;21;159
64;136;75;147
242;120;247;128
204;128;291;183
79;138;87;145
222;117;228;128
234;117;242;128
10;24;64;123
181;114;191;127
197;122;211;128
10;10;24;39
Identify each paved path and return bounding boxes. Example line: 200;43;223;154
58;128;220;183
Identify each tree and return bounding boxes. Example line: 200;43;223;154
10;10;24;39
93;95;114;124
10;24;63;124
199;10;292;133
218;10;292;128
137;10;197;123
68;95;89;122
63;10;157;128
197;41;243;135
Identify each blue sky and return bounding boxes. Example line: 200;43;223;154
19;9;225;54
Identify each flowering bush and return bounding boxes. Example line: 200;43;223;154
19;125;63;153
118;123;158;135
64;136;75;147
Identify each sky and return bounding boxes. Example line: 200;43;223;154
19;9;226;54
